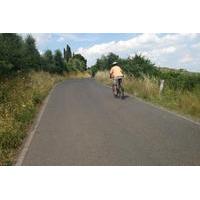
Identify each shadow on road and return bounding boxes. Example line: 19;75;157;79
122;95;129;100
114;95;129;100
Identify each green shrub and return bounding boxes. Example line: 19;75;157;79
0;131;25;150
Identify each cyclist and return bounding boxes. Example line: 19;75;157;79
109;62;124;97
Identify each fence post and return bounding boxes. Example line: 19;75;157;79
159;79;164;95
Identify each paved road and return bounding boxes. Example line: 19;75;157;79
21;79;200;165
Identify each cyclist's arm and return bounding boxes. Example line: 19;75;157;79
120;68;124;77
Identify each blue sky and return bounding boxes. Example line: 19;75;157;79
28;33;138;51
23;33;200;72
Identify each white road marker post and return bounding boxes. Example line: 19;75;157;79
159;79;165;96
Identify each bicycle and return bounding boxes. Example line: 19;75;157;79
113;77;124;99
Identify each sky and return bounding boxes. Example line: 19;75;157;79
22;33;200;72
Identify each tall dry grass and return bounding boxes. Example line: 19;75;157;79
95;71;159;99
0;70;89;165
64;71;91;79
95;71;112;85
95;71;200;121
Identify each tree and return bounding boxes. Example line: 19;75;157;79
67;57;85;72
73;54;87;70
0;33;88;75
124;54;158;77
107;53;119;69
41;50;55;72
93;53;120;71
0;33;24;73
63;48;66;60
23;34;41;70
91;53;159;78
44;50;53;64
64;44;72;62
54;49;64;73
90;65;98;77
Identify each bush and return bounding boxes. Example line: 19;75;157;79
159;70;200;91
66;57;86;72
0;60;14;74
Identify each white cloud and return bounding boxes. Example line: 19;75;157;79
160;46;176;54
57;36;65;42
38;50;44;55
131;46;176;59
180;54;193;63
56;34;77;42
76;33;200;72
32;33;52;45
191;42;200;49
57;33;98;42
76;33;160;56
21;33;52;47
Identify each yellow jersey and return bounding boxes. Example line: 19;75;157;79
110;65;123;78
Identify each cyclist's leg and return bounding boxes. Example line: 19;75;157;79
112;83;115;93
112;78;117;96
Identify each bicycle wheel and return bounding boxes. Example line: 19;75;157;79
120;86;124;99
112;84;117;97
118;79;124;99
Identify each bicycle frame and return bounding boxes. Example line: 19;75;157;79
113;78;124;98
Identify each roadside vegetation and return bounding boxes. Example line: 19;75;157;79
0;33;88;165
91;53;200;121
1;33;199;165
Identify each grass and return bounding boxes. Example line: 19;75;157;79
95;71;200;121
0;70;89;165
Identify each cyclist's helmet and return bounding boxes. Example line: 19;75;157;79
112;61;118;66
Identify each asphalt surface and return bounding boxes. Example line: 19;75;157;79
22;79;200;165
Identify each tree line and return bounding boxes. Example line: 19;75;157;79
90;52;200;91
0;33;87;75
